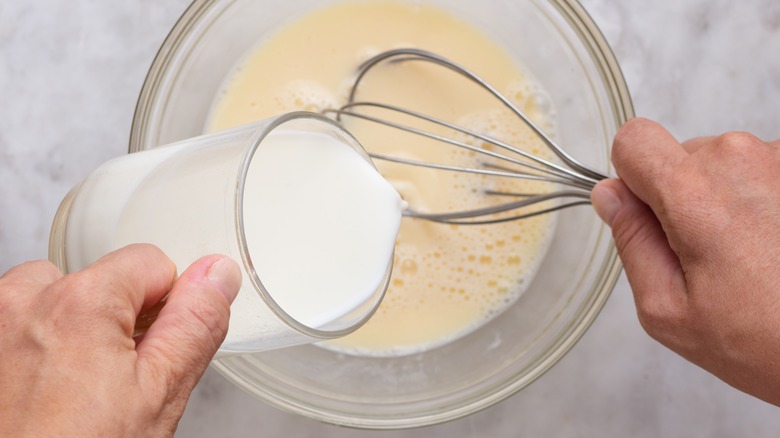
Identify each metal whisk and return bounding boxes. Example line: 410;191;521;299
324;48;607;225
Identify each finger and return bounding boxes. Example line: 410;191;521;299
0;260;63;292
81;243;177;314
61;244;177;337
135;255;241;399
591;179;688;334
611;118;688;209
681;136;716;154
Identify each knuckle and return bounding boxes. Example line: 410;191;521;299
618;117;656;141
614;118;655;145
1;260;62;285
114;243;177;287
690;132;772;202
120;243;172;269
636;299;668;331
49;272;95;305
36;260;64;279
47;271;134;330
635;296;684;342
612;119;650;164
124;242;164;255
612;118;669;176
713;131;762;155
22;259;62;277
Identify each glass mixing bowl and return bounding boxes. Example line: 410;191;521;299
130;0;633;429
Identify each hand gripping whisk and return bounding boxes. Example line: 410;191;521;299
324;48;607;225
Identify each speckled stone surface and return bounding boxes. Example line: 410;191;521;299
2;1;779;436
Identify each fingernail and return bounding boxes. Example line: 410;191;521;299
591;182;623;226
206;258;242;303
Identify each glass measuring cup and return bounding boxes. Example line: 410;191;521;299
49;112;394;356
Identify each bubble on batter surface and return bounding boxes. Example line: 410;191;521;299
273;79;340;113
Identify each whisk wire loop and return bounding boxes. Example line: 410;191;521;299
347;49;607;181
327;48;607;224
326;102;598;190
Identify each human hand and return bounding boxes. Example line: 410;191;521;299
0;244;241;437
591;118;780;406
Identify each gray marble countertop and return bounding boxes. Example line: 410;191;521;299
2;1;779;436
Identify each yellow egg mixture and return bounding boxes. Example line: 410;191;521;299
208;1;556;356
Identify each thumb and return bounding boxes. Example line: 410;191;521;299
136;255;241;396
591;179;688;327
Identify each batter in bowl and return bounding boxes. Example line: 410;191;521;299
208;1;557;356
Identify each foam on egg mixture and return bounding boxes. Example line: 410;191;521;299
207;1;557;356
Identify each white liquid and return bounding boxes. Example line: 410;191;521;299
64;144;185;270
243;130;404;328
64;126;404;347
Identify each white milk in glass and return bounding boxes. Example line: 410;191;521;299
62;120;404;351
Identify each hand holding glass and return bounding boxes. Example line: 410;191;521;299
49;113;403;356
